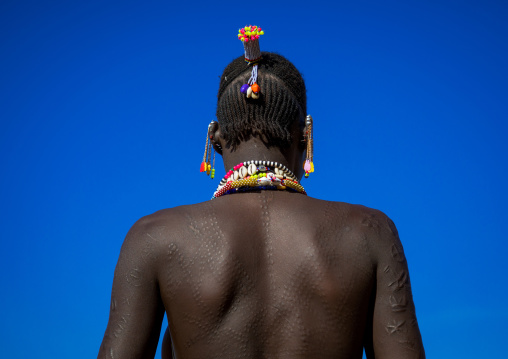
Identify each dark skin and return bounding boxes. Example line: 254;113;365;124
98;120;425;359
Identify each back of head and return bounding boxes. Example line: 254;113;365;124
216;52;307;150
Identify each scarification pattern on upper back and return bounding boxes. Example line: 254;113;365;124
159;198;389;358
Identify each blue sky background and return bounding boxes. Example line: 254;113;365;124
1;0;507;358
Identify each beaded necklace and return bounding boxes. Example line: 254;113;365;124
218;160;298;186
212;161;306;199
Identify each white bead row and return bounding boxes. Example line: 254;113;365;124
219;160;297;186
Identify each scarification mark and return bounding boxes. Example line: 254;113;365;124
383;265;390;273
320;201;339;268
109;347;114;359
398;339;418;351
141;245;152;261
361;213;381;231
130;272;140;279
168;242;177;257
126;268;142;287
189;223;200;234
113;315;130;338
388;270;408;291
176;201;236;330
121;295;131;305
110;298;116;311
389;294;407;312
387;218;399;237
260;194;274;284
391;243;405;262
385;319;406;334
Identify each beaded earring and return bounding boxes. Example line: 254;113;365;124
303;115;314;178
199;123;215;179
211;146;216;179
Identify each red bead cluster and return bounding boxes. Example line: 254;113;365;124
237;25;264;43
214;182;234;198
224;163;244;180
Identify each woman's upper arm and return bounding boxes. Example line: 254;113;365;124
98;217;165;359
366;213;425;359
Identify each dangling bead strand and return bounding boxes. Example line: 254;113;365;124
211;150;216;179
200;124;215;178
206;135;212;175
200;131;209;172
303;115;314;178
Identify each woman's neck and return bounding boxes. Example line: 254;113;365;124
221;137;304;180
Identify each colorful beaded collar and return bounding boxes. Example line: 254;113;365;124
212;162;306;199
218;160;297;186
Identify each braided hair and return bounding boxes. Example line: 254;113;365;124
216;52;307;149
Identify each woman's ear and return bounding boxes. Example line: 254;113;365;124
209;121;223;155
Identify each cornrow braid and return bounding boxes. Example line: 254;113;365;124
217;52;307;149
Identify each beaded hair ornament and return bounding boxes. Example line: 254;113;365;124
238;25;264;99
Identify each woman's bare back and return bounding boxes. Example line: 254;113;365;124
98;191;424;359
144;192;422;358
